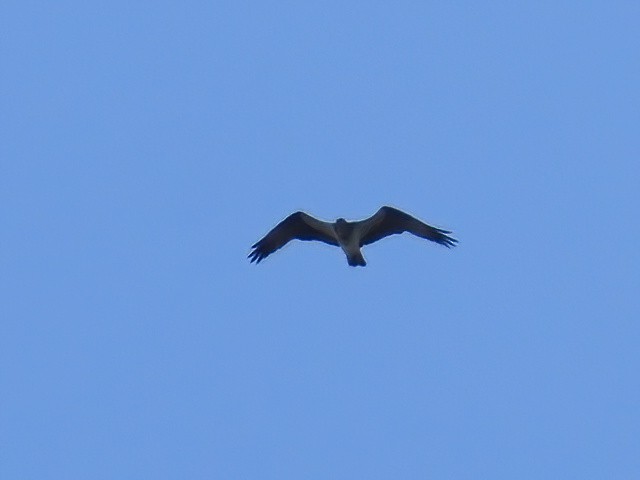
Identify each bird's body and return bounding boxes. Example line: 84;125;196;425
249;206;457;267
333;218;367;266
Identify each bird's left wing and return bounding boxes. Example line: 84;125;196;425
249;212;338;264
357;206;458;248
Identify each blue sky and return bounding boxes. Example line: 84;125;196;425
2;1;639;478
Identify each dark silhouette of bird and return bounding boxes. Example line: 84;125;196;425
249;206;457;267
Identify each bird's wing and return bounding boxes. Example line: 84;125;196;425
249;212;338;264
357;206;458;248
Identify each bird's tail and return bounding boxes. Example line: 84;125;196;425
347;251;367;267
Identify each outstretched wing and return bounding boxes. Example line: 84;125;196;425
249;212;339;264
357;206;458;248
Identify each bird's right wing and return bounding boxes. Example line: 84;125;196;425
249;212;338;264
357;206;458;248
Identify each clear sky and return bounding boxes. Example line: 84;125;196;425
2;1;639;478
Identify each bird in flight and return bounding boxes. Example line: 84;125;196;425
249;206;457;267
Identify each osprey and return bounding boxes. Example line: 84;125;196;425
249;206;457;267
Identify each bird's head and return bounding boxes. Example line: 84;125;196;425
334;217;350;238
